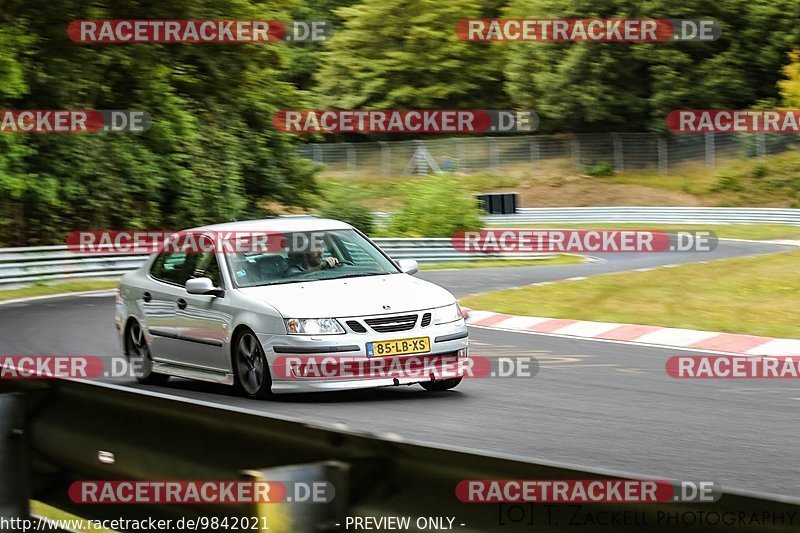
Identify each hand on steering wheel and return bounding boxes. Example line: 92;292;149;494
322;257;340;269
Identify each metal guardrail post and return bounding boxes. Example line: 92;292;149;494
243;461;348;533
488;137;498;173
457;138;465;172
612;133;624;172
705;132;715;167
379;141;390;177
0;394;28;529
571;135;581;170
756;132;766;158
658;136;668;174
346;143;356;172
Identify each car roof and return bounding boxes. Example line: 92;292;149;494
190;216;354;234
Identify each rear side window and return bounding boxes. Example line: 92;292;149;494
150;252;189;285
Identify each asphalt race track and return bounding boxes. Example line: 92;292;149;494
1;240;797;500
423;239;792;297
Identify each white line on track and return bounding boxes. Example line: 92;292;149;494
0;289;116;307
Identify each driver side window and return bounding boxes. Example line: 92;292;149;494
189;252;222;288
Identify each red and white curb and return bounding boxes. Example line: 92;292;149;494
463;309;800;356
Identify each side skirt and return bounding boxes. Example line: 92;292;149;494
152;360;235;386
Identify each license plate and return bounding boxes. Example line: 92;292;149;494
366;337;430;357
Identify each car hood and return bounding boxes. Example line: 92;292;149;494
237;274;456;318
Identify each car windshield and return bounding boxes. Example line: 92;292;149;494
226;228;399;287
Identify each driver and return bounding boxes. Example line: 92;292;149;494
288;249;339;273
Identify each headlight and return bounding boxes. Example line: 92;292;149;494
433;303;462;325
284;318;345;335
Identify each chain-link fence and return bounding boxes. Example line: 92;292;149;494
297;132;800;177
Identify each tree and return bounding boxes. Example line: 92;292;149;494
0;0;317;245
778;50;800;107
315;0;507;111
503;0;800;132
283;0;361;91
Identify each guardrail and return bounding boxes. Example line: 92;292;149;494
374;238;551;263
483;207;800;226
2;378;798;532
2;207;798;287
0;240;554;287
0;245;150;286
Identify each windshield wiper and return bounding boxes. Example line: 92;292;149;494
327;272;392;280
243;272;392;287
247;278;318;287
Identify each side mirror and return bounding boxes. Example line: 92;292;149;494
398;259;420;276
186;277;224;297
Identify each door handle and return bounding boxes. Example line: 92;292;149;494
177;298;187;310
142;292;152;303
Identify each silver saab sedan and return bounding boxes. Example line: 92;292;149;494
115;217;469;398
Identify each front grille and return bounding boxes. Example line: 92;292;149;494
365;314;418;333
420;312;432;327
346;320;367;333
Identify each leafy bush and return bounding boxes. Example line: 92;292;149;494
709;173;743;192
585;161;615;177
385;175;484;237
751;163;768;179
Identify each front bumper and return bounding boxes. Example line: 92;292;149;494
262;319;469;393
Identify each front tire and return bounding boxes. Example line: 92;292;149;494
420;377;462;391
126;320;169;385
232;329;272;399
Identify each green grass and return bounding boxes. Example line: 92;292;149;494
318;172;519;212
0;280;118;302
461;250;800;339
489;223;800;241
603;162;719;195
314;149;800;211
421;254;583;270
602;150;800;207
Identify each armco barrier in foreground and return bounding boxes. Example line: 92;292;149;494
2;378;799;532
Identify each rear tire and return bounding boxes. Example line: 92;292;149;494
420;377;462;391
232;329;272;399
126;320;169;385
